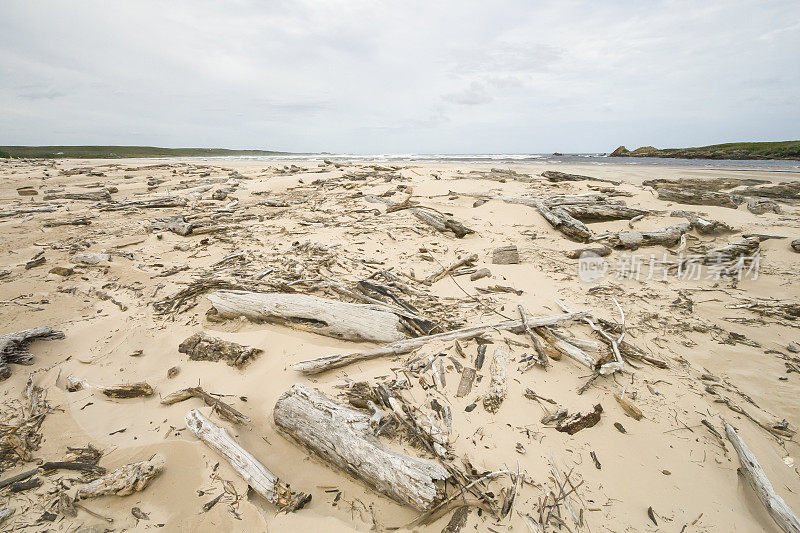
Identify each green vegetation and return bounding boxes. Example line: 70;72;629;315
610;140;800;160
0;146;292;159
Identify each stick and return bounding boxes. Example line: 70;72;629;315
292;311;587;374
425;254;478;284
185;409;310;512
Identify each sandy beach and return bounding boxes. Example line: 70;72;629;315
1;157;799;532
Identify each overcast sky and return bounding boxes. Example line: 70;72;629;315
1;0;798;153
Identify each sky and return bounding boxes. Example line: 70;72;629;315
1;0;798;153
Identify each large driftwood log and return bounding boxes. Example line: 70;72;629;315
178;332;261;367
541;170;620;185
726;423;800;533
100;196;189;211
185;409;310;511
410;208;475;238
643;177;768;190
534;201;592;242
656;188;743;208
483;345;509;413
274;384;449;510
0;326;65;381
598;223;689;250
43;190;112;202
292;311;587;374
75;454;165;500
560;203;649;222
149;215;193;236
671;210;735;235
747;198;781;214
700;237;761;265
207;290;408;343
738;181;800;200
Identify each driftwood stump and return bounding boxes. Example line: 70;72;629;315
0;326;64;380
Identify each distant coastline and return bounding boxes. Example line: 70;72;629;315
0;145;292;159
609;140;800;160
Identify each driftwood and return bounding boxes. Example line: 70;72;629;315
100;196;188;211
0;326;64;380
541;170;619;185
792;239;800;253
185;409;310;511
149;215;193;236
178;332;260;367
695;237;761;265
456;367;477;398
162;386;250;424
492;246;519;264
426;254;478;283
411;208;475;238
564;246;611;259
70;252;111;265
207;290;408;343
597;223;689;250
0;206;56;218
556;404;603;434
43;190;112;202
726;423;800;533
738;181;800;200
534;327;597;369
534;201;592;242
671;210;735;235
559;204;648;222
656;187;743;208
66;376;154;398
483;346;509;413
292;311;586;374
273;384;449;510
643;177;768;190
747;198;781;214
75;454;165;500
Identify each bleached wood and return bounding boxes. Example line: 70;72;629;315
725;423;800;533
483;345;509;413
535;327;597;370
0;326;64;380
207;290;407;343
185;409;309;511
425;253;478;283
273;384;448;510
292;311;586;374
597;223;689;250
75;454;165;500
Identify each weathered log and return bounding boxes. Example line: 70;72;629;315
66;376;154;398
738;181;800;200
292;311;586;374
411;208;475;238
564;246;611;259
535;201;592;242
75;454;165;500
0;206;56;218
726;423;800;533
70;253;111;265
425;254;478;283
207;290;408;343
470;268;491;281
671;210;735;235
0;326;64;380
43;190;112;202
273;384;449;510
456;367;477;398
656;188;743;208
149;215;193;236
178;332;260;367
483;346;509;413
541;170;619;185
598;223;689;250
747;197;781;214
162;386;250;424
643;177;768;190
100;196;188;211
560;204;649;222
185;409;310;511
699;237;761;265
534;327;597;370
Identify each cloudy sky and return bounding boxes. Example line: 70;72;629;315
1;0;798;153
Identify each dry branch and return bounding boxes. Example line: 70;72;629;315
75;454;165;500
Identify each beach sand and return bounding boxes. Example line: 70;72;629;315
1;157;799;532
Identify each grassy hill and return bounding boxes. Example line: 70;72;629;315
610;140;800;160
0;146;292;159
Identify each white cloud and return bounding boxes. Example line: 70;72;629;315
0;0;798;152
